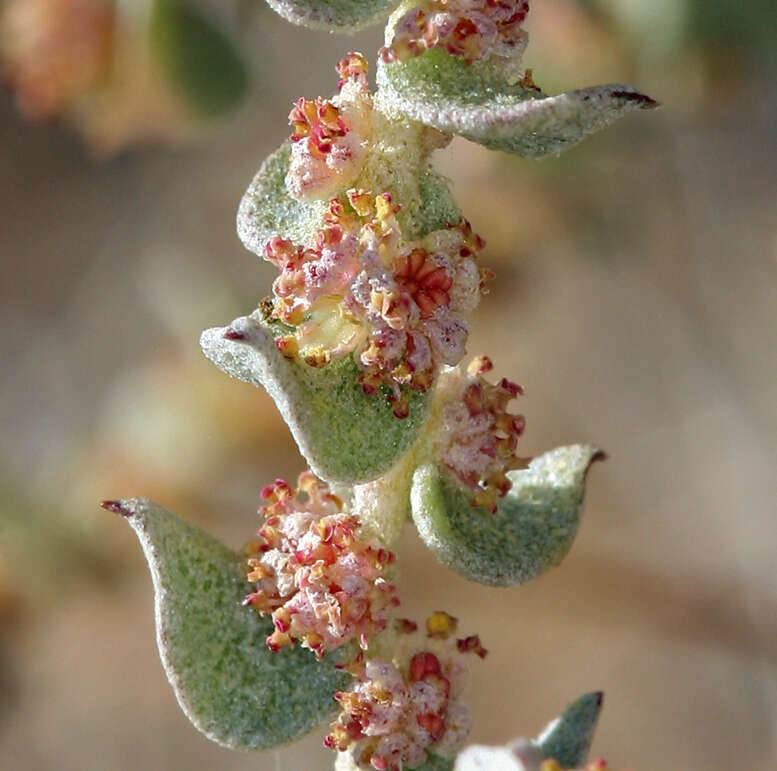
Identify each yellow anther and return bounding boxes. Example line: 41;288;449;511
426;611;458;639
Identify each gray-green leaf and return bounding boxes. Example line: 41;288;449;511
410;446;603;586
237;142;328;258
107;498;349;749
236;142;460;257
200;312;431;484
534;692;603;768
451;692;603;770
264;0;400;30
150;0;248;117
377;50;657;159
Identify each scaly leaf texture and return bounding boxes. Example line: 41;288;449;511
410;446;603;586
237;142;328;258
265;0;400;30
376;49;657;159
110;498;349;749
200;312;431;484
150;0;248;117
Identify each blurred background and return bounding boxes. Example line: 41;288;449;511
1;0;776;768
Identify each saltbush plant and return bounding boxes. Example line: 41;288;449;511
103;1;656;768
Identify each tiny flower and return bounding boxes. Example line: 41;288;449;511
440;355;527;511
425;610;457;639
327;614;485;770
286;53;372;201
261;183;488;415
336;51;369;91
242;471;399;658
381;0;530;68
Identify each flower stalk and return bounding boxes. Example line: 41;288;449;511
107;0;656;768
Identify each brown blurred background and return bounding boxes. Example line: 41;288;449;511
1;1;776;769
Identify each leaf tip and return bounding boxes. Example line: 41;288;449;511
100;499;135;517
535;690;604;767
611;90;660;109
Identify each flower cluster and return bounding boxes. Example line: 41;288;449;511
382;0;529;66
266;192;489;417
242;471;399;658
327;612;486;770
441;356;527;511
286;53;372;201
0;0;113;121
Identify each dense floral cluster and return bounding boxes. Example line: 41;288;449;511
266;192;489;417
242;471;399;658
381;0;529;65
269;52;492;415
0;0;113;120
327;613;486;770
441;355;527;511
286;52;372;201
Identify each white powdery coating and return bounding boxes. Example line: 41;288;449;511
436;700;473;757
388;0;529;66
286;85;372;202
333;629;474;769
454;743;542;771
450;259;482;313
422;309;470;365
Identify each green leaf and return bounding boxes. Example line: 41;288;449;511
200;312;431;484
264;0;400;30
151;0;248;117
534;692;603;768
377;50;657;159
237;142;328;258
105;498;349;749
414;168;462;239
410;446;603;586
237;142;460;257
451;693;603;769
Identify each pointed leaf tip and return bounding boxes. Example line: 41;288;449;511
452;693;603;770
201;312;431;484
411;445;603;587
535;692;604;768
377;51;657;159
101;499;134;517
121;498;349;749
